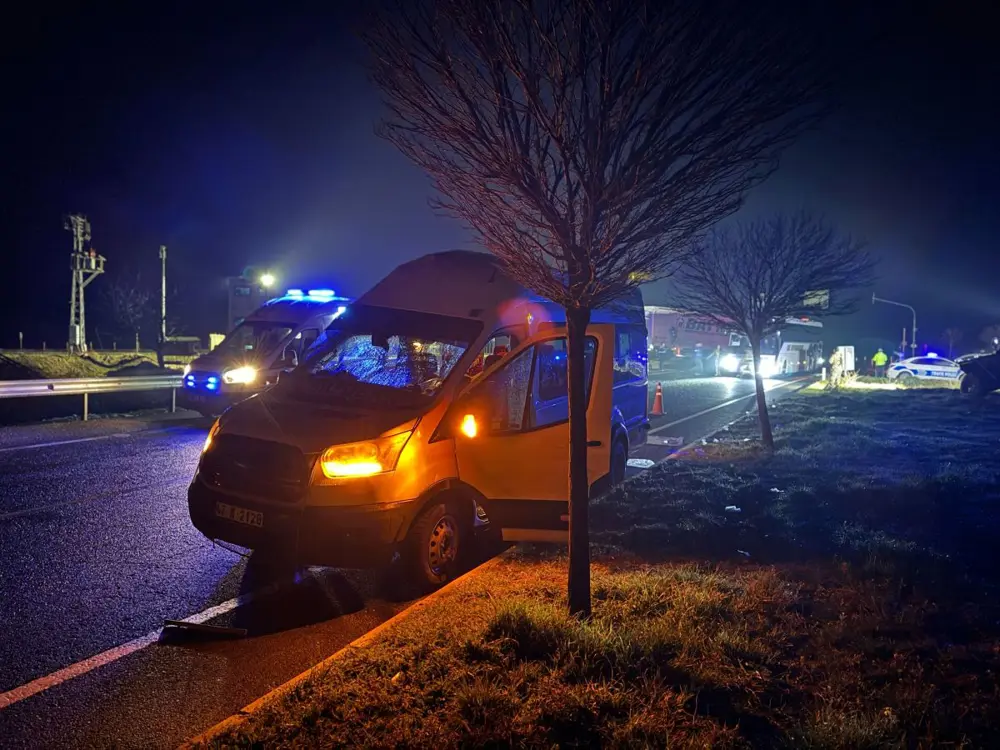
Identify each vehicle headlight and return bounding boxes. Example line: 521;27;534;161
183;364;191;376
816;357;825;366
222;366;257;385
202;420;221;453
721;354;740;372
759;361;777;378
319;431;412;479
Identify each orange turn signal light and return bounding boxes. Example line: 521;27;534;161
459;413;478;438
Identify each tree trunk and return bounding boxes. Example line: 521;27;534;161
566;306;592;618
751;337;774;450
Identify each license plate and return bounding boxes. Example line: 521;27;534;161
215;502;263;528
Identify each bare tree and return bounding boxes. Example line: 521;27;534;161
943;327;963;359
672;214;875;449
104;273;152;352
363;0;835;616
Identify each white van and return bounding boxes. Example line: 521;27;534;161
188;251;648;588
179;289;350;417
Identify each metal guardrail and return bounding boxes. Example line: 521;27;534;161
0;375;183;420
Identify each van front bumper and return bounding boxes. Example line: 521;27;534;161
187;479;416;568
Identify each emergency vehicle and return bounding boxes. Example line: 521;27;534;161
179;289;350;417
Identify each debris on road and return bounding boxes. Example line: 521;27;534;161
647;435;684;447
725;505;741;513
626;458;656;469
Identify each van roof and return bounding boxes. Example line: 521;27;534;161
358;250;645;327
245;295;350;325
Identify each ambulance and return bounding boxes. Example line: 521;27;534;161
188;251;648;589
179;289;350;417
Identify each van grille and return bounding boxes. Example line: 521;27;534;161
201;434;310;503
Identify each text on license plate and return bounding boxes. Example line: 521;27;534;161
215;502;263;528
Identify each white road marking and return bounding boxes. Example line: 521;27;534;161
0;433;134;454
648;377;804;435
0;579;286;711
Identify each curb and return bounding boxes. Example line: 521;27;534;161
181;554;506;748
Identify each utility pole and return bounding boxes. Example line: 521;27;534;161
64;214;105;353
873;294;917;356
159;245;168;343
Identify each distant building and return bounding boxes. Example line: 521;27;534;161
226;276;271;331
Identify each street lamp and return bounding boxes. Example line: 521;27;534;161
259;272;276;288
872;294;917;356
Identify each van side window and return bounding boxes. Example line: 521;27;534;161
477;347;533;433
299;328;320;353
531;337;597;429
466;329;521;379
613;326;646;384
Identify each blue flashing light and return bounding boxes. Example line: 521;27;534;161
308;288;336;298
286;288;304;297
927;352;939;358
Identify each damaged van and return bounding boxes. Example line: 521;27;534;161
188;251;648;589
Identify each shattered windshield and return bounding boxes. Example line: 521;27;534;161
286;305;482;407
216;321;293;357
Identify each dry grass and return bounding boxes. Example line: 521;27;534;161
202;389;1000;749
203;552;1000;748
0;351;187;379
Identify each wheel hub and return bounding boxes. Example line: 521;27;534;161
428;516;458;572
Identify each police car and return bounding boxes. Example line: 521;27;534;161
887;354;961;383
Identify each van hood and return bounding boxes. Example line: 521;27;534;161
218;391;420;455
190;348;262;372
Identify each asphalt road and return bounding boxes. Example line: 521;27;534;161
0;375;808;748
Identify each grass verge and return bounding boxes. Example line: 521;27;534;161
201;389;1000;749
0;350;189;379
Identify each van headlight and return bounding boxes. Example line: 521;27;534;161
202;420;221;453
222;366;257;385
721;354;740;372
319;431;412;478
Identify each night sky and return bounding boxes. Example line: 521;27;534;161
2;1;998;356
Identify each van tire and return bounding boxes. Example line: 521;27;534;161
962;373;987;398
611;438;628;487
405;501;463;592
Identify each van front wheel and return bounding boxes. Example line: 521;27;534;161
406;502;462;591
611;439;628;486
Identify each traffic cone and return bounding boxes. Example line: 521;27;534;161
651;382;664;416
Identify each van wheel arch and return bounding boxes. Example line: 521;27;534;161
397;480;482;544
